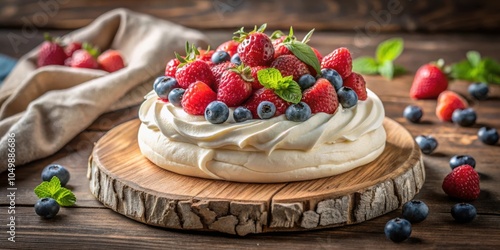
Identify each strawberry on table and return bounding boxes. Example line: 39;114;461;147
436;90;468;121
234;24;274;67
343;72;367;101
181;81;217;115
301;78;339;114
216;40;239;57
217;64;253;107
165;58;181;77
271;55;310;81
64;42;82;57
321;47;352;79
98;50;125;73
37;33;67;67
175;42;215;89
442;165;480;201
70;43;99;69
410;63;448;99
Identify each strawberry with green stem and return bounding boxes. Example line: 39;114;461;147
37;33;67;67
175;42;215;89
217;64;253;107
70;42;99;69
410;59;449;99
234;24;274;67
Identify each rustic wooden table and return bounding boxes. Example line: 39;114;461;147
1;29;499;249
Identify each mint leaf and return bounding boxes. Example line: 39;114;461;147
467;51;481;67
34;176;76;207
378;61;394;80
394;65;406;76
257;68;281;89
353;57;379;74
450;60;474;81
274;77;302;103
285;41;321;74
257;68;302;103
376;38;403;63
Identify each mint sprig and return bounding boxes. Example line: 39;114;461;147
257;68;302;103
448;51;500;84
34;176;76;207
352;38;406;80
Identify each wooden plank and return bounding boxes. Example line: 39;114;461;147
1;0;500;32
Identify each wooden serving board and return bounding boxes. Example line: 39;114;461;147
88;118;424;236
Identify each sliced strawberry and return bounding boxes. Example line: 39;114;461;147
270;55;310;81
181;81;217;115
244;88;290;118
343;72;367;101
436;90;468;121
301;78;338;114
321;47;352;79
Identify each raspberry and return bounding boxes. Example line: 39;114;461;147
442;165;480;201
181;81;217;115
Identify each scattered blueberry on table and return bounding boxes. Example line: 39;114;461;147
384;218;412;243
41;164;70;187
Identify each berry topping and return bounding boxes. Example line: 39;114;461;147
211;51;231;64
403;105;423;123
35;198;60;219
285;102;312;122
301;78;339;114
41;164;70;187
320;68;343;91
337;86;358;109
321;47;352;79
402;200;429;223
451;108;477;127
210;62;235;90
205;101;230;124
165;58;181;77
250;66;268;90
410;63;448;99
168;88;185;107
216;40;239;57
436;90;468;122
342;72;367;100
451;203;477;223
271;55;310;81
234;24;274;67
449;155;476;170
477;127;499;145
442;165;480;201
153;76;179;101
468;82;489;100
384;218;412;243
257;101;276;119
244;88;290;119
298;74;316;91
233;106;253;122
175;42;215;89
415;135;438;155
231;53;242;65
217;65;253;107
181;81;217;115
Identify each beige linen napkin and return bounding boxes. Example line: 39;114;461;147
0;8;208;171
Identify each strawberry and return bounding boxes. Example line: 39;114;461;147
210;62;235;91
270;55;310;81
235;24;274;67
250;66;267;90
37;34;67;67
410;64;448;99
181;81;217;115
165;58;180;77
65;42;82;57
442;165;480;201
343;72;367;101
217;65;253;107
216;40;239;57
272;35;292;59
436;90;468;121
301;78;339;114
321;47;352;79
71;49;99;69
244;88;290;118
97;50;125;73
175;42;215;89
196;48;214;62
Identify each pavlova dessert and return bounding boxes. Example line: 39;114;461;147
138;24;386;183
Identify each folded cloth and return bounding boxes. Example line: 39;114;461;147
0;8;208;172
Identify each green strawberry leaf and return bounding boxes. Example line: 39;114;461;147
466;51;481;67
257;68;302;103
353;56;379;74
284;41;321;75
34;176;76;207
376;38;404;63
378;60;394;80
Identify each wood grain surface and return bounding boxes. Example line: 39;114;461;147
0;29;499;248
1;0;500;32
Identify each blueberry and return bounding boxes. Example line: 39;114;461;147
384;218;412;243
168;88;185;107
403;105;423;123
204;101;229;124
298;74;316;91
468;82;489;100
233;106;253;122
402;200;429;223
230;53;241;65
451;203;476;223
285;102;312;122
35;198;60;219
449;155;476;169
320;68;343;91
41;164;70;187
154;76;179;100
257;101;276;119
415;135;438;154
211;51;231;64
452;108;477;127
337;87;358;109
478;127;499;145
